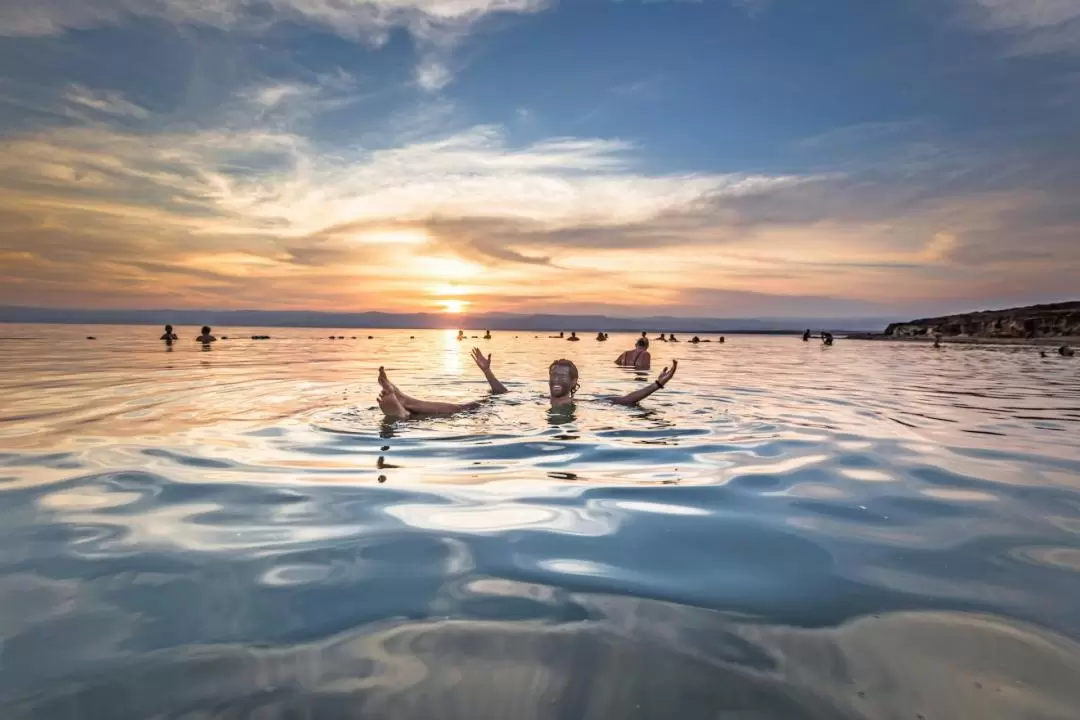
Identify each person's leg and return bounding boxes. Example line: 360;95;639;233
378;367;481;415
378;388;411;419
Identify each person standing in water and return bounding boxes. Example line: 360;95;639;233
376;347;678;419
803;329;811;342
483;330;492;340
196;326;217;344
160;324;178;344
567;331;580;342
615;337;651;370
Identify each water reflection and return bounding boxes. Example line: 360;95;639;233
1;326;1080;718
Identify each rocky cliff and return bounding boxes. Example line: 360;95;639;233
884;301;1080;339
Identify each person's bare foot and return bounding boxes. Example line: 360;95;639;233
378;388;410;419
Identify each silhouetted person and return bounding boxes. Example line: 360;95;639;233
567;331;580;342
596;332;606;341
196;326;216;344
718;336;725;344
483;330;492;340
822;331;834;346
1040;350;1048;358
691;336;700;344
933;336;942;349
669;334;679;342
1060;345;1075;357
550;331;565;339
803;329;811;342
160;324;178;344
457;330;466;341
615;337;651;370
656;333;667;342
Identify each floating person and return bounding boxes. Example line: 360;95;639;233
196;326;217;344
160;324;178;344
656;333;667;342
821;331;834;346
1060;345;1075;357
1040;350;1048;358
376;348;678;419
596;332;607;341
803;329;811;342
567;331;580;342
669;334;679;342
457;330;466;341
691;336;701;344
615;337;651;370
550;331;565;339
483;330;492;340
718;336;725;344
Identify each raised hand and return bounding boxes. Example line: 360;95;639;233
471;346;508;394
471;347;493;372
656;359;678;388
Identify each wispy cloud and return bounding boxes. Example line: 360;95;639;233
958;0;1080;54
64;84;149;119
0;0;550;90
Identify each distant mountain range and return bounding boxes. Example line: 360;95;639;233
0;306;902;333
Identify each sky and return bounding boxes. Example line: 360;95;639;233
1;0;1078;319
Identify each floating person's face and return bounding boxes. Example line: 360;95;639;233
548;360;578;398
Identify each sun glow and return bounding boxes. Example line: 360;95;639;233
441;299;470;313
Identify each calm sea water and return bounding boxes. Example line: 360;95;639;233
2;324;1080;719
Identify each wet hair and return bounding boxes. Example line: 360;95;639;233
165;324;173;332
201;326;211;335
548;358;580;395
636;337;649;350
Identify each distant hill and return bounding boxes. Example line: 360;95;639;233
884;301;1080;339
0;306;899;333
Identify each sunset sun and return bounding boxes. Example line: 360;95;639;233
441;299;469;314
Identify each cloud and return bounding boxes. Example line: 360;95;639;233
0;0;550;91
958;0;1080;54
64;84;149;119
4;99;1078;316
0;110;825;312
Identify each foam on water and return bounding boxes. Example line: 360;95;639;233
2;324;1079;718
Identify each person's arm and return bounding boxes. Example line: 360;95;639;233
611;361;677;406
471;347;509;394
615;351;627;366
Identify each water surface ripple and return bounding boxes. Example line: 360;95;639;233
2;324;1080;719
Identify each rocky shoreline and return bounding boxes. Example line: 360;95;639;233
846;333;1080;346
848;301;1080;343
